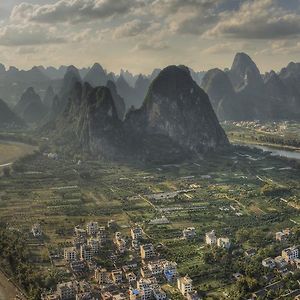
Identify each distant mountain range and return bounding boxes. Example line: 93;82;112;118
201;53;300;121
45;65;228;162
1;53;300;131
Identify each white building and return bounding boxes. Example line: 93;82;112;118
205;230;217;245
140;244;155;260
217;237;231;249
32;223;42;237
87;238;100;254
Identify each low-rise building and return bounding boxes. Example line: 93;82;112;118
32;223;42;237
177;275;193;297
205;230;216;245
217;237;231;249
183;227;196;240
274;256;288;269
262;257;276;269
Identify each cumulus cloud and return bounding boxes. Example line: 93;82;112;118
0;24;65;46
11;0;140;24
205;0;300;39
113;19;149;39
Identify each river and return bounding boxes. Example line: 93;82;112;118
245;144;300;160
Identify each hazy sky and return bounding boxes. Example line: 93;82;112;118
0;0;300;74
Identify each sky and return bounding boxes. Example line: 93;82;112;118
0;0;300;74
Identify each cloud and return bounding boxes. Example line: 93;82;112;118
0;24;65;46
113;19;149;39
205;0;300;39
202;42;249;55
11;0;140;24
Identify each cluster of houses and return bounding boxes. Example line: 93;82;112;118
262;245;299;274
205;230;231;249
42;221;200;300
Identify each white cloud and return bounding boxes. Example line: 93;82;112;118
0;23;65;46
113;19;149;39
205;0;300;39
11;0;141;24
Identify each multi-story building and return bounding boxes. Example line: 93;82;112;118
80;244;93;261
183;227;196;240
274;256;288;269
126;272;137;284
131;226;143;240
97;227;107;245
137;278;153;300
86;222;98;236
163;261;177;282
147;260;165;276
64;247;77;262
87;238;100;254
111;269;123;284
57;282;76;300
177;275;193;297
205;230;217;245
152;287;167;300
140;244;155;260
282;246;299;262
74;226;87;238
217;237;231;249
95;268;110;284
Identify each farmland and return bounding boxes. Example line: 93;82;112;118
0;130;299;299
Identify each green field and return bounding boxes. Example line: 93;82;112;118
0;126;299;299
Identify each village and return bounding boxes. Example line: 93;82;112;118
35;218;300;300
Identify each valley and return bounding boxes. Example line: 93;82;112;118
0;122;299;299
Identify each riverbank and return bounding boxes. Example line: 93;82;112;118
235;141;300;160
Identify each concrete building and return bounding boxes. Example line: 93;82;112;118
57;282;76;300
177;275;193;297
111;269;123;284
262;257;276;269
205;230;217;245
131;226;143;240
140;244;155;260
32;223;42;237
80;244;93;261
86;222;98;236
87;238;100;254
217;237;231;249
282;246;299;262
95;268;110;284
64;247;77;262
183;227;196;240
163;261;177;282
